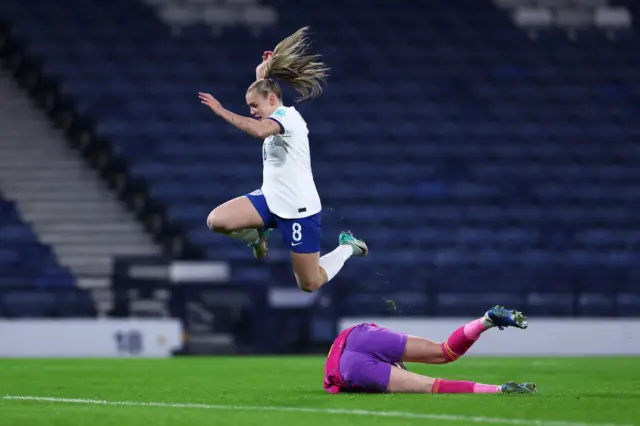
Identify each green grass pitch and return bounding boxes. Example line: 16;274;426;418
0;357;638;426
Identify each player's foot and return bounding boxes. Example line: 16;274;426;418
248;228;270;259
339;231;368;257
500;381;537;394
485;305;528;330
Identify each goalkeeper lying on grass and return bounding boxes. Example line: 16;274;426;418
324;305;536;394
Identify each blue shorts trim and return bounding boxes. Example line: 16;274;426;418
245;190;321;254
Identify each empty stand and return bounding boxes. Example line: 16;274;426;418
0;0;637;317
0;193;97;317
0;69;162;295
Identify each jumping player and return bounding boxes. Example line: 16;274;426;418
199;27;367;293
324;306;537;394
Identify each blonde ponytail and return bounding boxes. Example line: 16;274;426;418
259;26;330;102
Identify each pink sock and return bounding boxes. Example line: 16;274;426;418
441;318;488;362
432;379;500;394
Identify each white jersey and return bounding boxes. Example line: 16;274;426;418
260;105;322;219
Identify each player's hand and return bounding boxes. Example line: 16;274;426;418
256;50;273;79
199;92;223;115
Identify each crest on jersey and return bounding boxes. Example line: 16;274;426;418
272;108;286;118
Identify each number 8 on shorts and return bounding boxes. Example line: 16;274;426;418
277;214;322;254
292;222;302;242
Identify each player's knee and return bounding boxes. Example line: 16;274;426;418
296;278;318;293
438;342;457;364
294;273;323;293
206;209;231;233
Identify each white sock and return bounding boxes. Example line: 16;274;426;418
319;245;354;282
228;228;260;244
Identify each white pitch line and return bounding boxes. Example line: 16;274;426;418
2;395;634;426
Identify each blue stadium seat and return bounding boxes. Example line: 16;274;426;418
54;290;97;317
1;291;56;318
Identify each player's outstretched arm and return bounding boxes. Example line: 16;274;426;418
199;92;280;139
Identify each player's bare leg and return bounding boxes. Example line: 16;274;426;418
386;366;535;394
206;196;270;258
291;231;367;292
386;367;502;394
401;306;529;365
386;306;535;394
386;366;438;393
402;336;449;364
291;251;324;292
